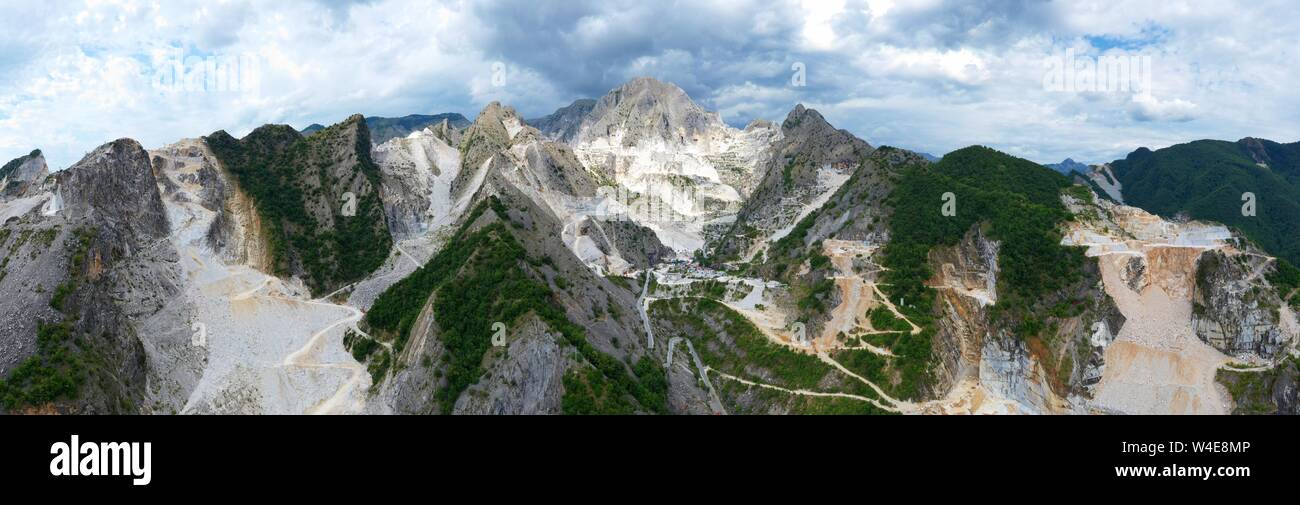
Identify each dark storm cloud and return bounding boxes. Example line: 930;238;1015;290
862;0;1063;49
466;0;808;101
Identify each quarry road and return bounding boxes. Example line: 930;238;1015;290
816;351;915;413
639;271;655;349
394;242;426;270
708;367;900;413
665;337;726;414
279;296;369;415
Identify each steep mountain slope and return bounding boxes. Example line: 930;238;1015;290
372;125;463;239
448;101;670;275
1109;138;1300;266
712;104;874;263
358;104;686;414
864;147;1107;409
147;138;376;414
566;77;780;253
0;139;183;414
205;115;393;296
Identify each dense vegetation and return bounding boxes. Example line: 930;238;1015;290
876;146;1092;396
1266;259;1300;310
205;117;392;295
1110;139;1300;267
867;306;911;332
882;146;1086;321
365;198;665;414
562;355;665;415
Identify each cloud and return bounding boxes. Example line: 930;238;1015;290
1128;95;1198;122
1;0;1299;169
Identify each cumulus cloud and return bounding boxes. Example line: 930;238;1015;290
1;0;1299;169
1128;95;1198;122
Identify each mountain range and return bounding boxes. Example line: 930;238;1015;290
1;77;1297;415
301;113;472;146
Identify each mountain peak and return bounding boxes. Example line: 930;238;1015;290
1044;157;1089;174
473;101;522;126
781;103;829;132
575;76;722;146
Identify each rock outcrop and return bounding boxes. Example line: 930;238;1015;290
714;104;874;262
0;149;49;200
0;138;183;414
1193;249;1294;361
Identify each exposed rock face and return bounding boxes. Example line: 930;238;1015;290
428;118;464;148
1193;250;1293;361
716;105;874;262
60;139;171;244
575;77;724;148
452;102;519;201
0;138;183;414
923;224;1120;414
926;229;999;396
529;98;595;144
452;315;566;414
1083;163;1124;203
567;77;779;253
580;217;673;271
441;102;669;276
373;126;462;239
371;118;685;414
1057;192;1296;414
151;139;270;269
0;149;49;199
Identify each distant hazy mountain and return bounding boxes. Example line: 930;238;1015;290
527;98;595;143
302;113;470;145
1044;158;1088;174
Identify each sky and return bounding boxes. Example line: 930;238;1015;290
3;0;1299;170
